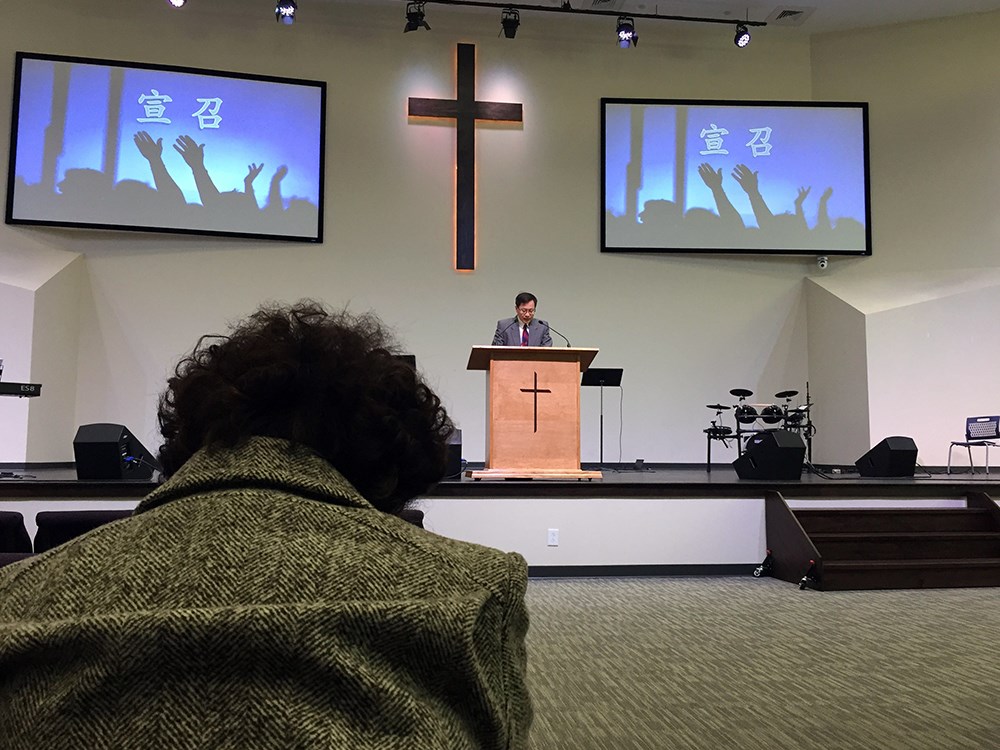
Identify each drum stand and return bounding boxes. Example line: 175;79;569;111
731;389;760;457
703;403;733;473
778;386;816;464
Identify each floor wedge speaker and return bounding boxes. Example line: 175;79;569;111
73;423;159;481
855;436;917;477
733;430;806;480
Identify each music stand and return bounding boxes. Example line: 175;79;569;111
581;368;623;467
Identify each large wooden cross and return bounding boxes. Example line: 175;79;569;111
408;43;523;271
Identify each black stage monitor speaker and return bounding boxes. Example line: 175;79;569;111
855;436;917;477
73;423;159;481
733;430;806;480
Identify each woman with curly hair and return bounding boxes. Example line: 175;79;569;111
0;301;532;749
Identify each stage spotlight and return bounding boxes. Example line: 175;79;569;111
166;0;186;7
500;8;520;39
405;2;431;32
616;16;637;48
275;0;296;24
734;23;751;48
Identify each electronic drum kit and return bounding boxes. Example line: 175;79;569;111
705;387;815;444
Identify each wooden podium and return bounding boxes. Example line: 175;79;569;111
466;346;601;480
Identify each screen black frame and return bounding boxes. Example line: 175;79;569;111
5;51;327;243
600;97;872;257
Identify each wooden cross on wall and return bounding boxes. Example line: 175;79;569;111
408;43;523;271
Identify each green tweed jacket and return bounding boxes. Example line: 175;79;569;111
0;436;532;749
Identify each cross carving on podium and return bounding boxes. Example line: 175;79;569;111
408;43;523;271
520;371;551;433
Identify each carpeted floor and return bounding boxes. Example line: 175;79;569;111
523;577;999;749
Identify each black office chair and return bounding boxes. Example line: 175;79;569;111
0;510;34;567
947;415;1000;475
33;509;133;553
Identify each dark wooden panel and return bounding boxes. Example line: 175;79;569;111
764;490;821;584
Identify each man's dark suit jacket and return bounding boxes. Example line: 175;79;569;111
493;318;553;347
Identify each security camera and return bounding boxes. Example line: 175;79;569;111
817;256;829;270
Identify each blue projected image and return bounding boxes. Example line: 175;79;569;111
6;53;326;242
602;99;871;255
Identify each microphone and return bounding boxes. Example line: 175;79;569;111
540;320;571;347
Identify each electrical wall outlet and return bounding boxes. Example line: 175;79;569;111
547;528;559;546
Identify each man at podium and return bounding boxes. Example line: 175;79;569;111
492;292;552;347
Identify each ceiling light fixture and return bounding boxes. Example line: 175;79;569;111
734;23;751;47
275;0;297;24
500;7;519;39
616;16;637;48
410;1;767;43
166;0;186;7
405;2;431;32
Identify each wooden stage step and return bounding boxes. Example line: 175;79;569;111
764;492;1000;591
821;558;1000;591
795;508;994;534
806;531;1000;560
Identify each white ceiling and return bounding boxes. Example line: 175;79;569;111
388;0;1000;35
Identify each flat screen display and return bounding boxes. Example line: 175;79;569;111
6;52;325;242
602;99;871;255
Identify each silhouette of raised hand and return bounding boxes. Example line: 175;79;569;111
817;187;834;231
241;163;265;209
172;134;219;205
173;135;207;170
698;162;724;191
732;163;773;227
794;186;811;226
697;162;743;229
133;131;164;163
266;165;289;213
133;130;184;205
245;163;264;190
731;164;760;195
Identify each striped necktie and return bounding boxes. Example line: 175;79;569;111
521;325;529;346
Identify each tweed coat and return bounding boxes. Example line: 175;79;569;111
0;436;532;749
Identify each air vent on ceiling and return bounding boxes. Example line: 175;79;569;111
766;6;816;27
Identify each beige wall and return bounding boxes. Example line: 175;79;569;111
809;10;1000;464
805;278;870;464
811;10;1000;274
0;2;997;467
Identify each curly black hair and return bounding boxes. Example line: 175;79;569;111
156;301;453;513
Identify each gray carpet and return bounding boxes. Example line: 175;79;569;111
524;577;999;749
